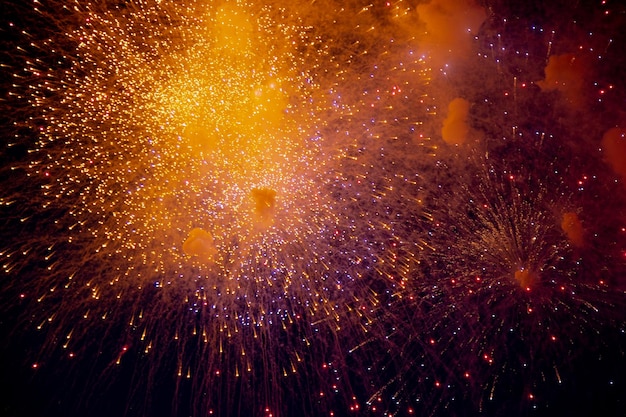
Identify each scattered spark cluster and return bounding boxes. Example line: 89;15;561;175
1;0;625;416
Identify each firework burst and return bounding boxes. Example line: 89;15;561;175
1;0;435;416
1;0;625;417
341;1;626;415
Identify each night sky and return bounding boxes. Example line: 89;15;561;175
1;1;625;416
